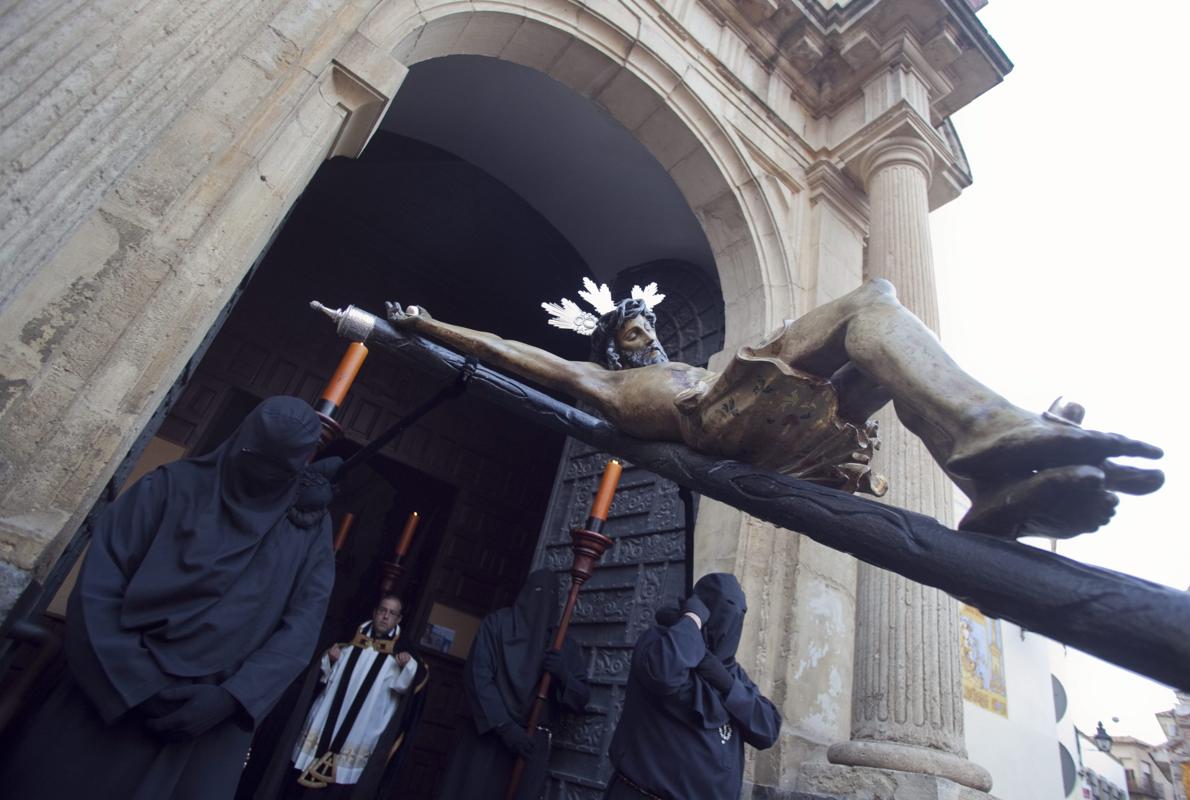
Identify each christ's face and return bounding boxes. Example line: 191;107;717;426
614;315;669;369
373;599;402;635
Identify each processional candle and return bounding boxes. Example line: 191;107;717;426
395;511;420;558
312;340;369;450
316;342;368;416
586;458;622;532
503;457;622;800
332;512;355;552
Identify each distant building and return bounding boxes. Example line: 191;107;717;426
1077;727;1131;800
1156;692;1190;800
960;608;1071;800
1112;736;1175;800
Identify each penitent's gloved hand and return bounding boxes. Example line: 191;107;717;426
681;594;710;627
144;684;238;741
696;653;735;695
542;649;565;679
498;723;536;757
654;605;683;626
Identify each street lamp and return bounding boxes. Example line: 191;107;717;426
1094;721;1113;753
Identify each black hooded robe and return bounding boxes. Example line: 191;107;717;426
605;573;782;800
437;569;591;800
1;397;336;800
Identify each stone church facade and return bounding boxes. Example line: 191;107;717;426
0;0;1011;796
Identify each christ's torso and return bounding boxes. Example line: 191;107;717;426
602;361;717;440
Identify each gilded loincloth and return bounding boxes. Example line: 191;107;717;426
675;322;886;496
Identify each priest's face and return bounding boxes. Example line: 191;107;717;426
373;598;402;635
614;315;668;369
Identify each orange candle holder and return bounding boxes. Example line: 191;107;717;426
314;341;369;448
379;560;406;597
395;511;420;559
585;459;622;533
504;460;620;800
333;512;356;552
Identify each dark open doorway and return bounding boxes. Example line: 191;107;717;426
160;130;596;798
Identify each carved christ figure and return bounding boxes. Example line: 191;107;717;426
384;278;1162;539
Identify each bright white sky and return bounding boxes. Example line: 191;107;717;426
931;0;1189;745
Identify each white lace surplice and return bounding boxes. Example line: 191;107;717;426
292;623;418;784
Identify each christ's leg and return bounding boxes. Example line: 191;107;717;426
781;279;1159;475
773;278;997;457
774;279;1162;536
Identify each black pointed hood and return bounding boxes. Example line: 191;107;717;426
112;396;323;676
492;568;559;722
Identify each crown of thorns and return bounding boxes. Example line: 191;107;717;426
541;278;665;336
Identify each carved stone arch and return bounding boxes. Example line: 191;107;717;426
362;0;791;345
355;5;781;794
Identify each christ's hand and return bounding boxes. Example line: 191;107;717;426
385;301;432;329
397;651;412;667
329;644;342;663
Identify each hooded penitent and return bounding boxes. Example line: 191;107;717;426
3;397;337;800
67;396;336;722
665;572;748;729
437;569;591;800
485;568;559;727
693;573;746;664
606;571;780;800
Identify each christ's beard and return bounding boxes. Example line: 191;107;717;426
619;346;669;369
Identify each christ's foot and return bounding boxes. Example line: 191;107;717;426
946;412;1162;481
959;465;1121;539
1100;459;1165;495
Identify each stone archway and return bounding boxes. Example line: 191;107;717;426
372;2;791;349
354;9;798;793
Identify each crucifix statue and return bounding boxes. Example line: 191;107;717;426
382;277;1162;540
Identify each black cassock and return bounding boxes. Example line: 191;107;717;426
437;569;591;800
1;397;336;800
605;573;782;800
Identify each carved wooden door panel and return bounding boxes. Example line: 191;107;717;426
531;262;725;799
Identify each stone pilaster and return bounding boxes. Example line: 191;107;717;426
806;135;993;794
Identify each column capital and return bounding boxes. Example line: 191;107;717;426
860;134;934;188
830;102;969;210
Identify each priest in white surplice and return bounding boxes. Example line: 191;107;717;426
292;595;418;792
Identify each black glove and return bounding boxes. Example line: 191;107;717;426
542;649;565;679
681;594;710;627
144;684;238;741
696;653;734;695
654;605;683;626
288;457;342;528
497;723;536;757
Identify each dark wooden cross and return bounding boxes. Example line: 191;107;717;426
314;302;1190;691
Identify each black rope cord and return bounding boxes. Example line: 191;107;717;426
334;357;479;481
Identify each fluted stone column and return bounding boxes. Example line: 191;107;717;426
816;137;993;793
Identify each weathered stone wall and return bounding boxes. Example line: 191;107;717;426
0;0;1009;793
0;0;406;605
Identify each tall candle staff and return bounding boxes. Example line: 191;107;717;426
332;512;356;552
504;459;622;800
313;340;369;449
380;511;420;596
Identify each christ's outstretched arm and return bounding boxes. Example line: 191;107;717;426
385;301;612;406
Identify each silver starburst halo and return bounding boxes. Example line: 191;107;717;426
541;278;665;336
